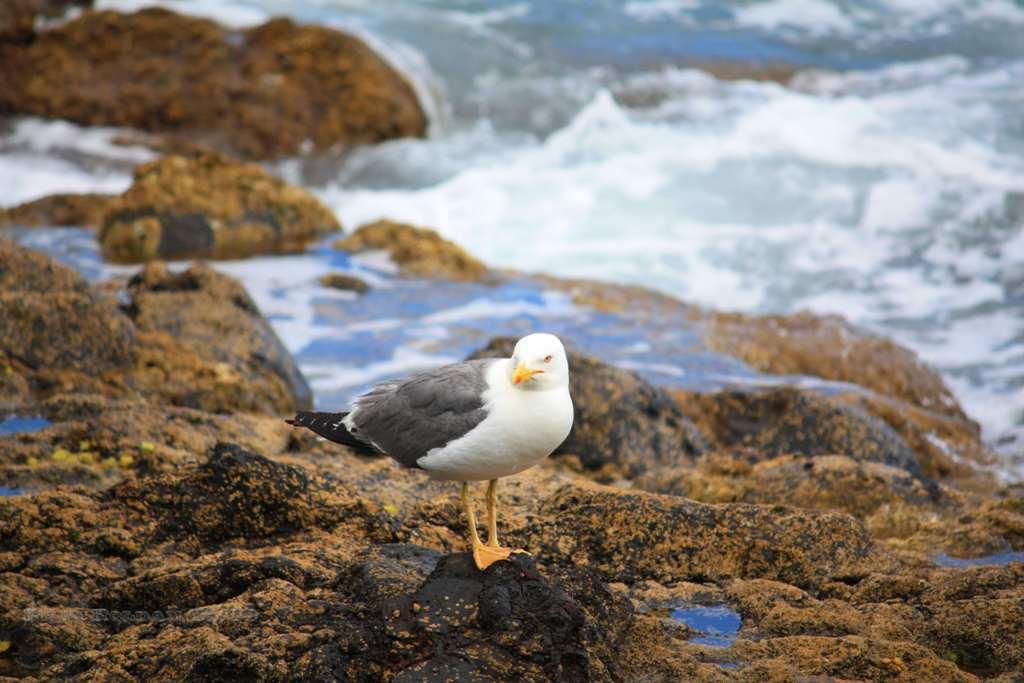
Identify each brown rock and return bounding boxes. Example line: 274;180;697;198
336;220;489;281
0;8;427;160
0;242;311;415
99;153;339;262
124;261;312;413
731;635;972;681
0;0;90;43
0;292;136;373
702;311;967;422
635;453;1024;557
471;337;708;478
677;387;921;474
511;483;875;589
0;395;292;493
0;237;88;292
109;442;385;546
0;192;114;228
2;435;1019;680
318;272;369;294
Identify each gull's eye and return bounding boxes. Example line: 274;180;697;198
544;355;553;363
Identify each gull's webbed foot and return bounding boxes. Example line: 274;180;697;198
472;542;528;570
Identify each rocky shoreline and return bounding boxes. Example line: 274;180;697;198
2;2;1023;681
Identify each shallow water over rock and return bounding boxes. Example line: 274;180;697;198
0;416;52;435
934;551;1024;568
671;603;743;648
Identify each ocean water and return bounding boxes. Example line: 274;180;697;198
1;1;1022;472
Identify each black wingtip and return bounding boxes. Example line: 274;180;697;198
284;418;297;426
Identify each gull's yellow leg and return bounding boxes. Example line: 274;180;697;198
486;478;500;547
463;480;514;570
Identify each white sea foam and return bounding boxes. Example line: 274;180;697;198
733;0;856;36
95;0;268;27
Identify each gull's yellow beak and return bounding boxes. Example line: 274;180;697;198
512;362;543;385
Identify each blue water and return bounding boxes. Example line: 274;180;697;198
934;551;1024;568
0;416;52;436
671;604;743;648
0;487;25;496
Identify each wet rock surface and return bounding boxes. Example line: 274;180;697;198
336;220;490;282
0;8;426;160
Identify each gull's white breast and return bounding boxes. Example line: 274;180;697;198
416;359;573;481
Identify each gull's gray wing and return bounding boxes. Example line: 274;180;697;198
347;358;495;468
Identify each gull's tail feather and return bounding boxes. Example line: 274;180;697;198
286;411;378;456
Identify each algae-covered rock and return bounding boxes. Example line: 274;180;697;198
124;261;312;413
336;219;489;281
0;395;292;493
0;8;426;159
471;337;709;478
0;237;88;292
0;239;135;375
678;387;920;474
0;241;311;415
513;484;875;589
703;310;967;422
0;192;114;229
2;435;1020;681
110;443;384;546
99;153;339;262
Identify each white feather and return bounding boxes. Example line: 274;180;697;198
416;358;573;481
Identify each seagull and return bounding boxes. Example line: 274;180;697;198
286;333;574;569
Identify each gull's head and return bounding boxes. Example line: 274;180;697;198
508;333;569;390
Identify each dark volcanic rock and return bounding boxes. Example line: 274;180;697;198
471;337;708;478
679;387;921;474
125;261;312;413
0;8;427;160
336;220;490;282
99;153;340;262
380;552;631;681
